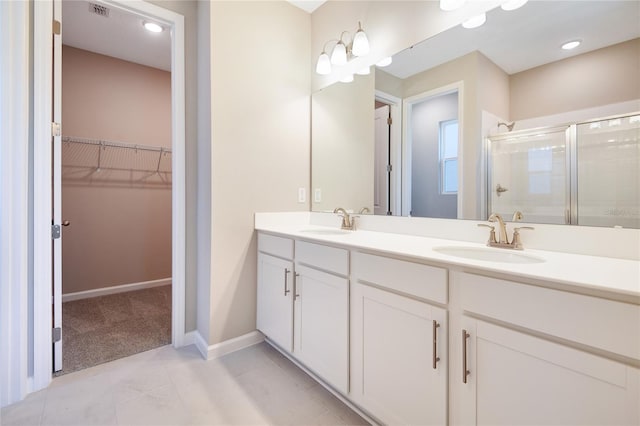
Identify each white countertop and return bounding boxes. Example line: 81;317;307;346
255;222;640;302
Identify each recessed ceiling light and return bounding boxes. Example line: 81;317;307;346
144;21;163;33
462;13;486;29
561;40;581;50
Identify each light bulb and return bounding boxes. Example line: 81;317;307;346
143;21;163;33
352;23;370;57
440;0;465;11
315;52;331;75
356;66;370;76
340;74;354;83
462;13;486;29
376;57;392;67
501;0;528;11
331;41;347;66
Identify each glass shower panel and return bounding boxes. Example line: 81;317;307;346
576;115;640;228
489;128;568;224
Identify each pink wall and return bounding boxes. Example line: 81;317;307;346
61;45;172;294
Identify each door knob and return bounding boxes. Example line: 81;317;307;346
62;220;70;226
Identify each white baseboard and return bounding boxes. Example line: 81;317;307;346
193;330;264;360
61;277;172;302
182;330;198;347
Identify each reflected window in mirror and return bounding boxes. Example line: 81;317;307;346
439;119;459;195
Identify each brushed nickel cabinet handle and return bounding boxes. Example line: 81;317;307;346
433;320;441;369
462;329;470;384
284;268;291;296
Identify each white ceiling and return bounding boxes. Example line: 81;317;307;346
62;1;171;71
383;1;640;79
288;1;327;14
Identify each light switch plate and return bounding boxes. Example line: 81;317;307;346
298;188;306;203
314;188;322;203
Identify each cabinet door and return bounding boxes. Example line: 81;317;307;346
459;317;640;426
293;265;348;394
351;282;448;425
257;253;294;352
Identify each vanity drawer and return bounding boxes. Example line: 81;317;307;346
295;240;348;276
459;272;640;361
258;233;293;260
352;252;447;304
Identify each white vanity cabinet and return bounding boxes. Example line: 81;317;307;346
257;234;295;352
454;272;640;426
350;252;449;425
294;241;349;394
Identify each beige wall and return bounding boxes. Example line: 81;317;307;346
61;46;172;294
207;1;311;344
510;38;640;121
312;73;375;213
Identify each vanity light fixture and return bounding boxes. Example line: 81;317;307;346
501;0;528;11
356;66;371;76
315;22;370;75
440;0;465;11
143;21;163;33
376;57;392;67
340;74;354;83
561;40;581;50
462;13;486;29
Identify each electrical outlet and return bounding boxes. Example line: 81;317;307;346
314;188;322;203
298;188;306;203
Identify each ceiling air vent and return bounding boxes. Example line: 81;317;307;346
88;3;110;18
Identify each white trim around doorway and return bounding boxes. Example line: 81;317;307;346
31;0;187;394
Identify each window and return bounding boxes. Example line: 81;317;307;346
440;119;458;194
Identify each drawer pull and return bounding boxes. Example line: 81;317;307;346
433;320;441;369
462;329;470;384
284;268;291;296
294;272;300;299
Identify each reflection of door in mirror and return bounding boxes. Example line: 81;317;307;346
374;104;390;215
407;91;459;219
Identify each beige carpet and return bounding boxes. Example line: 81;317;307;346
56;285;172;376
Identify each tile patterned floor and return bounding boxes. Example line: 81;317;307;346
1;342;370;426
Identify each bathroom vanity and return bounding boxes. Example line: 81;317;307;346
255;213;640;425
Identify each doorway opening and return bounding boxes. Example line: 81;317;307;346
374;91;402;216
52;0;178;376
403;87;461;218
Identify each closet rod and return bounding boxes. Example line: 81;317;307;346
62;136;172;154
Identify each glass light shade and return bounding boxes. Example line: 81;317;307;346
352;29;370;57
440;0;465;11
462;13;486;29
501;0;528;11
331;41;347;66
376;57;392;67
356;66;370;75
315;52;331;75
340;74;354;83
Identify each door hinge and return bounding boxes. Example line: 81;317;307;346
53;20;61;35
52;224;61;239
52;327;62;343
387;117;393;125
52;122;61;137
386;164;393;172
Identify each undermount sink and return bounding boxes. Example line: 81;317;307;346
433;246;545;264
299;228;351;236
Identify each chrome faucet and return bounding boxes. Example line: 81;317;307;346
333;207;355;230
488;213;509;244
480;212;534;250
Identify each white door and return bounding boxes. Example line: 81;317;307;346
460;317;640;425
374;105;390;215
256;253;294;352
351;282;448;425
52;0;63;372
293;265;348;394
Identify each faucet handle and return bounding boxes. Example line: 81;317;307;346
512;211;523;222
478;223;497;245
511;226;534;249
